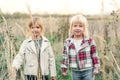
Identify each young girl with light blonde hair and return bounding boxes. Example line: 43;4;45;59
61;14;100;80
11;17;56;80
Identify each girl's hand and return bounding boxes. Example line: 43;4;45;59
62;72;67;76
11;67;16;80
94;67;99;76
93;72;98;76
51;76;55;80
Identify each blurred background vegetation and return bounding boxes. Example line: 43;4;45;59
0;10;120;80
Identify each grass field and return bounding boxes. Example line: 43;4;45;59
0;13;120;80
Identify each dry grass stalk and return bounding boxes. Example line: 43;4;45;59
15;23;26;36
26;3;42;80
0;13;15;80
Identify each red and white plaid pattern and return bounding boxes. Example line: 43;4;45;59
61;37;100;73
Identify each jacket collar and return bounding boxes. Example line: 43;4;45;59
69;36;90;44
68;36;90;51
27;36;49;42
26;36;49;54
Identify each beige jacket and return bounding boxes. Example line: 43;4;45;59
12;36;56;77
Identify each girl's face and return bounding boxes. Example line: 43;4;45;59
72;22;84;37
30;24;41;38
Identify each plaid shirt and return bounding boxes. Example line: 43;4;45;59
61;37;100;73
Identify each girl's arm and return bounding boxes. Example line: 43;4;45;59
11;40;27;79
12;40;26;70
90;37;100;74
61;40;69;75
48;42;56;78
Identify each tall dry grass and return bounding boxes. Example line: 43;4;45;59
0;1;120;80
1;14;120;80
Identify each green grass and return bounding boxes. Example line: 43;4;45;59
55;54;72;80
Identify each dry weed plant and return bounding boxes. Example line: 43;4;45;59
0;13;19;80
90;0;120;79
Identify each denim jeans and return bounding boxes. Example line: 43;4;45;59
72;69;94;80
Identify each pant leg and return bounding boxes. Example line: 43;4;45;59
42;75;49;80
72;70;81;80
31;75;37;80
26;75;37;80
26;75;32;80
81;69;94;80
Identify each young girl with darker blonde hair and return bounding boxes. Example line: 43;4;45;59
61;14;100;80
12;17;56;80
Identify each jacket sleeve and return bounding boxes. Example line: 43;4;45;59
48;42;56;77
90;37;100;73
12;40;26;70
61;40;69;73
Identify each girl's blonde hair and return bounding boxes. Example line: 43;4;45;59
69;14;89;37
26;17;44;38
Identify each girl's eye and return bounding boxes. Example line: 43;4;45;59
73;24;83;27
79;25;83;27
31;27;34;29
73;25;78;27
36;26;40;29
